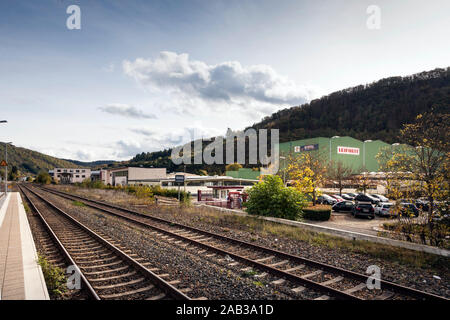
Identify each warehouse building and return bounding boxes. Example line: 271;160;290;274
100;167;167;186
278;136;395;173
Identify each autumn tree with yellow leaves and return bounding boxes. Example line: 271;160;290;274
287;152;328;205
377;108;449;246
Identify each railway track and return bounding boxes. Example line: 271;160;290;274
19;185;191;300
35;184;448;301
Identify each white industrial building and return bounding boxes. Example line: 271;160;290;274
100;167;167;186
52;168;91;184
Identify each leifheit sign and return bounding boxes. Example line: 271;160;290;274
337;146;360;155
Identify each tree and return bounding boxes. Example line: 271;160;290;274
36;171;52;184
326;160;354;195
225;163;243;171
287;152;328;205
246;175;307;220
377;109;449;246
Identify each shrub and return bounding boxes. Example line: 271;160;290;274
150;185;190;203
246;175;307;220
35;171;52;184
38;255;67;298
302;206;331;221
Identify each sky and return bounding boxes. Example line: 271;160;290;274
0;0;449;161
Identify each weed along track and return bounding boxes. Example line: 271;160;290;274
34;185;448;301
19;185;192;300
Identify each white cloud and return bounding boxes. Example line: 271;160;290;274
98;104;156;119
123;51;322;116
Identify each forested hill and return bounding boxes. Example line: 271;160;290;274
0;144;83;177
251;67;449;143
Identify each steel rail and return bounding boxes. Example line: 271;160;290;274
38;185;449;301
23;185;191;300
18;185;100;300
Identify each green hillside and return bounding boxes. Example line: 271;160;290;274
0;144;84;177
128;67;450;174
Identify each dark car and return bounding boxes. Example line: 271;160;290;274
317;194;337;205
352;203;375;219
341;194;354;200
354;193;380;204
415;199;429;212
332;201;354;212
399;203;420;217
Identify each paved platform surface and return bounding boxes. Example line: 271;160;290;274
0;192;49;300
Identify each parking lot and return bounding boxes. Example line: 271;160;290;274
307;211;387;236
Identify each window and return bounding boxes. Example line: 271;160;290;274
82;175;85;178
82;170;85;172
57;169;61;172
76;170;79;173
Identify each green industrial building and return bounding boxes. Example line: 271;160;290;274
279;136;393;173
226;136;400;179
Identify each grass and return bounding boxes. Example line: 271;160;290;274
23;202;31;213
37;254;67;299
72;200;85;207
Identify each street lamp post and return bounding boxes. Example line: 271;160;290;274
1;120;8;195
280;156;286;185
363;140;373;169
329;136;340;163
4;142;12;194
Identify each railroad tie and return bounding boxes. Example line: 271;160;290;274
271;279;286;285
101;285;156;299
291;286;306;293
344;283;366;294
268;260;288;268
285;265;305;273
146;293;166;300
301;270;323;279
254;272;268;279
320;276;344;286
375;291;395;300
314;295;330;300
254;256;274;263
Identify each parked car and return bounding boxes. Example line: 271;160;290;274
317;194;337;205
352;202;375;219
374;202;394;217
341;193;355;200
354;193;380;205
415;199;430;212
399;202;420;217
330;195;344;202
332;201;354;212
370;194;389;202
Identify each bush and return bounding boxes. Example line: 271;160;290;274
35;171;52;184
246;175;307;220
38;254;67;298
150;185;190;203
302;206;331;221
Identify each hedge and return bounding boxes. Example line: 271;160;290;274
302;207;331;221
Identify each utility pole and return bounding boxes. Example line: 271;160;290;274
329;136;340;163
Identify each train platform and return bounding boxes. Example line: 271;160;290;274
0;192;49;300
